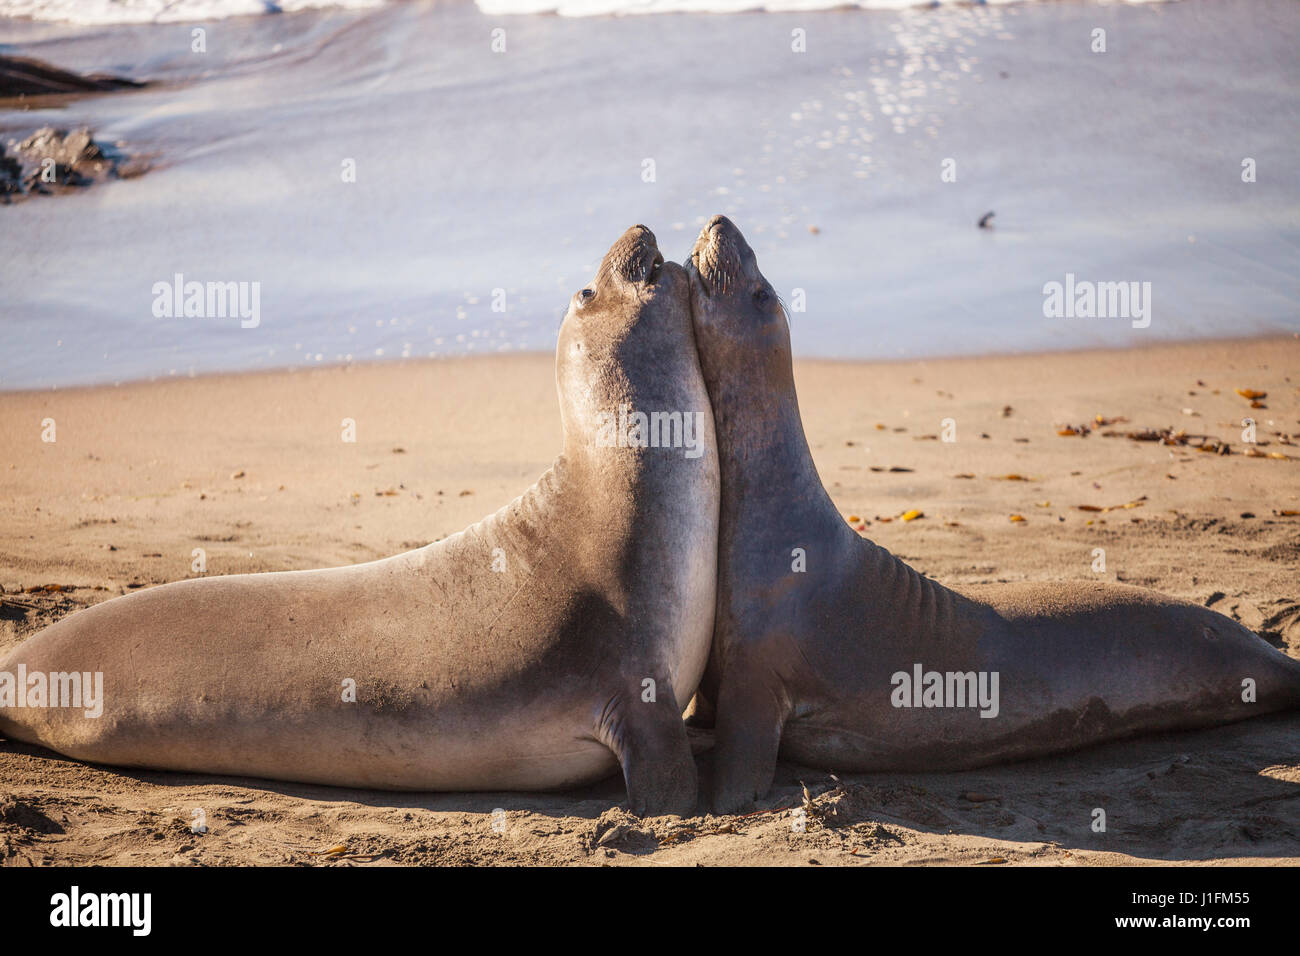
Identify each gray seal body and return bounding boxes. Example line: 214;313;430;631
685;215;1300;813
1;225;719;816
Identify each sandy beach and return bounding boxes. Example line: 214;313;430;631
2;0;1298;879
1;335;1296;866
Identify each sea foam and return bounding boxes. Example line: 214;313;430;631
0;0;1178;24
0;0;383;25
475;0;1175;16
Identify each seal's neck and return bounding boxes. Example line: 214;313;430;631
471;453;635;575
705;342;963;644
705;343;851;556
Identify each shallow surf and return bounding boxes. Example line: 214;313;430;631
1;0;1296;389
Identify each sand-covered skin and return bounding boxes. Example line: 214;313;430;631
1;336;1298;866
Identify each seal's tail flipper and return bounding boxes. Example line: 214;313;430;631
1204;606;1300;713
0;648;13;743
1274;648;1300;711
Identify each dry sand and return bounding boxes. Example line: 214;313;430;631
1;336;1297;866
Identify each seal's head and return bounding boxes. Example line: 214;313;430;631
556;224;694;452
684;215;789;392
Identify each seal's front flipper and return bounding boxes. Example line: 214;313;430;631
711;666;790;815
598;687;699;817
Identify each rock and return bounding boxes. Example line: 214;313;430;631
2;126;144;203
0;54;145;98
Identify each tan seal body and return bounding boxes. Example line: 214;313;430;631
0;226;719;816
685;215;1300;813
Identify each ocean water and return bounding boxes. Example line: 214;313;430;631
0;0;1177;24
478;0;1174;15
0;0;383;25
1;0;1297;389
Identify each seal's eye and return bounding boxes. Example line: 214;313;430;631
754;288;771;305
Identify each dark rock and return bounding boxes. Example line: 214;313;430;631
0;54;144;98
2;126;146;204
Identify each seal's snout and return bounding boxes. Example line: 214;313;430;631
704;214;736;236
688;214;744;297
690;215;734;255
604;224;664;285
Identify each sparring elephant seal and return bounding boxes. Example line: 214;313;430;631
0;224;719;817
684;214;1300;813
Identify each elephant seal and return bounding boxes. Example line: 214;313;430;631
684;214;1300;813
0;225;718;817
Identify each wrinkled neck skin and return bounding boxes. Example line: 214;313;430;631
481;297;715;606
566;294;714;506
700;317;965;697
703;323;855;584
696;319;846;679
